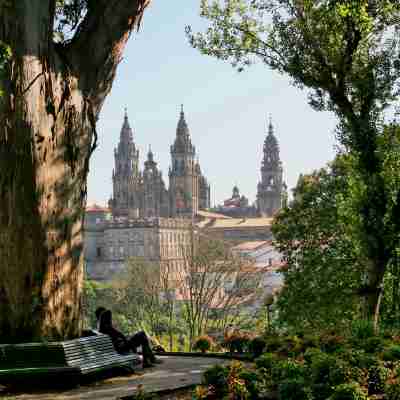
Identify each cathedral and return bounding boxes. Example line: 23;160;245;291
108;106;211;218
84;112;287;281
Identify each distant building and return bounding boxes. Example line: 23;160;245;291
84;207;192;281
231;240;285;307
108;106;211;219
257;118;287;216
213;186;258;218
214;117;287;219
197;216;274;243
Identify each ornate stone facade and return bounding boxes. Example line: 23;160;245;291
108;106;210;219
257;119;287;216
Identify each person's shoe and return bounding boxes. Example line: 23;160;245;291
151;358;163;364
142;361;154;368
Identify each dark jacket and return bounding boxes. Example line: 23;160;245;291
98;310;130;354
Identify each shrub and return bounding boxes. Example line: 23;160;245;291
394;361;400;378
226;361;250;400
202;361;253;399
351;319;375;341
239;370;262;400
328;359;356;386
193;335;214;353
306;348;358;397
223;332;251;353
359;336;384;353
304;347;324;364
386;383;400;400
309;352;337;383
328;382;368;400
319;332;346;353
264;335;284;352
311;382;333;400
193;385;209;400
272;359;307;382
255;352;277;373
368;363;390;395
309;351;354;398
303;334;319;349
278;378;313;400
249;336;266;358
202;364;229;397
382;345;400;361
341;349;376;370
281;335;305;357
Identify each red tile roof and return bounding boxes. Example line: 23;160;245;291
86;204;111;213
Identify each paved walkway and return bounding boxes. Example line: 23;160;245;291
0;356;230;400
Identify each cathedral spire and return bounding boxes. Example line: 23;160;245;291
120;108;133;143
177;104;189;137
264;114;279;160
147;144;154;162
267;114;275;137
171;105;195;156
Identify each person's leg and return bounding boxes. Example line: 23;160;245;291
127;331;156;365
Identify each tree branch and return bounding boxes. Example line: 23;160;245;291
67;0;151;112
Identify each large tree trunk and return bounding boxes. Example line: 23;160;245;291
0;0;149;343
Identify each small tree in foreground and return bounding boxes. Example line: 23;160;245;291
178;235;261;349
273;157;364;330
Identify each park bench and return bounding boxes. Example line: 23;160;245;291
0;333;141;384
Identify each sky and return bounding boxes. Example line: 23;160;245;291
87;1;338;207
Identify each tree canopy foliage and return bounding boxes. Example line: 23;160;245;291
188;0;400;327
273;124;400;330
273;157;364;329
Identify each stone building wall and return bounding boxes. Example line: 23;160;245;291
84;214;192;281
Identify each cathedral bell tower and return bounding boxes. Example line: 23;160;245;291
143;146;169;218
169;105;199;217
257;117;284;216
109;109;140;217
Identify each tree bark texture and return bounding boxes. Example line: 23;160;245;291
0;0;150;342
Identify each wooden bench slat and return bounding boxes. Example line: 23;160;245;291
67;354;136;365
63;344;115;353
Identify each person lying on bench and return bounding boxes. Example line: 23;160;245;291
95;307;161;368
